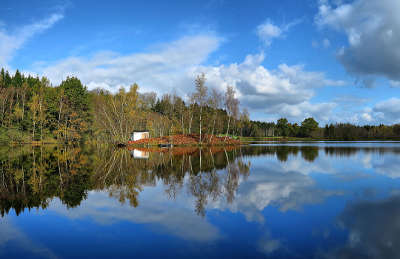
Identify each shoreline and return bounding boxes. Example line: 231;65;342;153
2;137;400;146
125;134;242;147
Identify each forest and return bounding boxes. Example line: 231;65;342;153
1;68;399;144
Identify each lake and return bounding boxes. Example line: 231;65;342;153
1;142;400;258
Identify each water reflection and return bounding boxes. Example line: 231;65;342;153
0;219;58;259
321;195;400;259
1;143;400;258
1;144;400;218
0;145;92;216
0;145;251;217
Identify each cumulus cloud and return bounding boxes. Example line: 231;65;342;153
193;53;344;121
257;21;282;46
355;98;400;124
0;13;63;67
257;19;301;46
34;34;345;122
340;97;400;125
316;0;400;86
373;98;400;122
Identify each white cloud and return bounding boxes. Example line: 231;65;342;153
316;0;400;85
33;34;345;122
257;19;301;46
192;53;344;122
345;97;400;125
257;21;282;46
0;13;63;67
35;34;222;95
361;112;373;122
373;98;400;123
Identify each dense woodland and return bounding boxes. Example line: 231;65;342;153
1;68;399;143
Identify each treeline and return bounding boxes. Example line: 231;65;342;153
91;74;249;143
1;69;250;143
246;118;400;140
0;69;91;143
1;68;399;143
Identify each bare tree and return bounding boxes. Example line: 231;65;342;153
139;92;157;110
193;74;208;143
224;86;239;141
208;88;222;142
93;84;139;142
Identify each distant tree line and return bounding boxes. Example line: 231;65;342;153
246;117;400;140
1;68;399;143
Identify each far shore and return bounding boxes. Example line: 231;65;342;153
3;136;400;146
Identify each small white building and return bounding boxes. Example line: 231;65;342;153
130;131;150;141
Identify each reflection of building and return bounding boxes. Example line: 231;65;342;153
130;131;149;141
131;149;149;159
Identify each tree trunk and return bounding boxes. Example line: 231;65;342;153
199;106;202;143
32;121;35;141
22;96;25;120
210;117;216;143
189;113;193;134
224;116;231;141
181;114;185;134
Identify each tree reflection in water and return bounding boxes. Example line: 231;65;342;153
93;146;251;217
0;145;93;216
1;144;398;217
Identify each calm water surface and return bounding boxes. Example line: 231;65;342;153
1;142;400;258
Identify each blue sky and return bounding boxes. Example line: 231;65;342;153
0;0;399;124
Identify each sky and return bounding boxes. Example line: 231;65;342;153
0;0;399;125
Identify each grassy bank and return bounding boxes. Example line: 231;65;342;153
0;127;60;145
